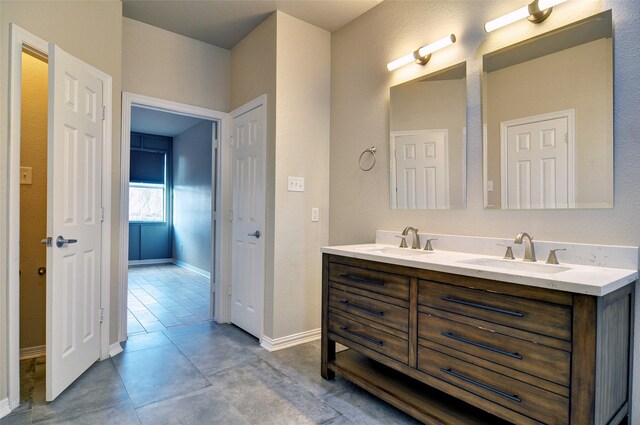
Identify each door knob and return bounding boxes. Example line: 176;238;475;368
40;237;52;247
248;230;261;239
56;236;78;248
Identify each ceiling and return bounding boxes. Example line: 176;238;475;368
131;107;209;137
122;0;382;50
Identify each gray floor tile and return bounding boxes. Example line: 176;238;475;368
171;331;260;376
141;321;167;333
33;398;140;425
123;332;172;352
257;340;353;397
163;321;224;338
0;410;32;425
323;385;421;425
136;387;249;425
31;360;129;423
112;344;211;408
208;361;341;425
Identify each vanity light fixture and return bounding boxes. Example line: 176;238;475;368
386;34;456;71
484;0;567;33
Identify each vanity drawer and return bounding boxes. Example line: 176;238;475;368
418;346;569;425
418;280;572;341
329;262;409;300
418;313;570;387
329;287;408;333
329;312;408;364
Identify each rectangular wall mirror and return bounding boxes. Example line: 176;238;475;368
483;10;613;210
390;62;467;210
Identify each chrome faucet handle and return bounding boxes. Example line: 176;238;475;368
395;235;408;248
423;238;437;251
546;248;566;265
497;243;515;260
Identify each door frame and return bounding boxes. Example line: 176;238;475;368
500;109;576;209
119;93;229;341
6;24;113;409
229;95;267;341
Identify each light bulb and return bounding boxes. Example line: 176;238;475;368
485;5;530;32
417;34;456;57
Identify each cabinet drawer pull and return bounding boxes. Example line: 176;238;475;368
339;274;385;287
442;332;523;360
340;300;384;317
441;296;524;318
339;326;384;347
440;368;522;403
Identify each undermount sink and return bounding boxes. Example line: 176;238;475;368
458;258;571;274
363;246;430;257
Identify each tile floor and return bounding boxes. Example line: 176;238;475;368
127;264;212;336
1;322;420;425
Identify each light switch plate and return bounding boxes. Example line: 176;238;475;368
287;176;304;192
311;208;319;222
20;167;32;185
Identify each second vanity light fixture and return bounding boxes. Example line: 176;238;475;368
387;34;456;71
485;0;567;32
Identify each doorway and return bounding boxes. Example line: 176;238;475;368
119;93;227;341
7;24;113;408
18;48;48;406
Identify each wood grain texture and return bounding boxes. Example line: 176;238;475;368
571;294;597;424
409;277;418;368
321;254;335;379
329;287;409;332
418;312;571;387
329;261;409;299
419;279;572;340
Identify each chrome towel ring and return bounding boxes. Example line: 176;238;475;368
359;147;377;171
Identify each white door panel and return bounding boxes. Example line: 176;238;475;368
392;130;449;209
505;115;569;209
231;105;264;338
47;44;103;401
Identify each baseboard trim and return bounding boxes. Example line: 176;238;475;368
0;398;11;419
109;342;123;358
260;328;320;352
128;258;173;266
20;345;46;360
173;260;211;279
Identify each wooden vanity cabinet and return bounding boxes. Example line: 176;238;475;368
321;254;634;425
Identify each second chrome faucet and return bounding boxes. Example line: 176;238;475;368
401;227;421;249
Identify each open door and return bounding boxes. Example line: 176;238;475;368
46;44;104;401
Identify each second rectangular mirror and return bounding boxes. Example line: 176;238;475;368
483;11;613;210
390;62;467;210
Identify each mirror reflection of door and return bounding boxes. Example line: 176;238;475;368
392;130;449;209
501;110;574;209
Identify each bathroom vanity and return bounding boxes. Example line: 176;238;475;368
321;234;637;425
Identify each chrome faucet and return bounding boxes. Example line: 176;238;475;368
514;232;536;262
402;227;421;249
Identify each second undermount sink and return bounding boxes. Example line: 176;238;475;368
458;258;571;274
363;246;430;257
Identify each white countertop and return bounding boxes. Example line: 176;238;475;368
322;243;638;296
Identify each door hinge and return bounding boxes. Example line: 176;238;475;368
101;208;105;222
100;308;105;323
227;284;232;297
214;139;219;149
565;133;568;142
102;106;107;121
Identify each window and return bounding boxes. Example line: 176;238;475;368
129;149;168;222
129;182;165;222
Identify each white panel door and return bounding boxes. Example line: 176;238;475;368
505;117;569;209
393;130;449;209
47;44;103;401
231;105;264;338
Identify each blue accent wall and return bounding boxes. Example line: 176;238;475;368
172;121;214;273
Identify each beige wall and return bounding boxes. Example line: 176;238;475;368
230;13;278;337
19;52;48;350
230;11;330;339
485;39;612;208
122;18;230;111
0;0;123;402
273;13;330;338
390;77;466;207
331;0;640;421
